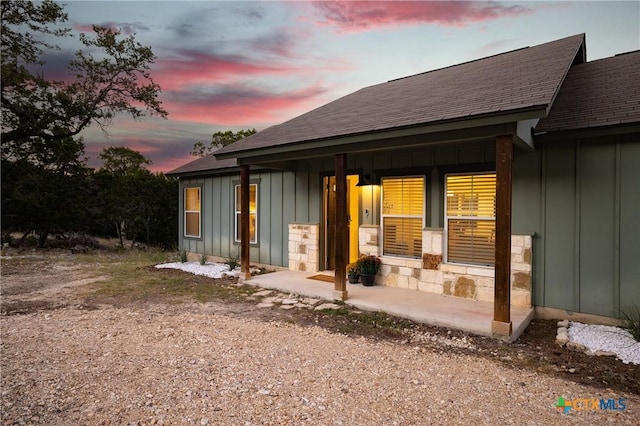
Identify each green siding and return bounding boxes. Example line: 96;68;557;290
619;139;640;310
578;141;616;315
542;142;577;311
516;135;640;317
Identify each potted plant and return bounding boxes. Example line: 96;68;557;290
356;255;381;286
347;262;359;284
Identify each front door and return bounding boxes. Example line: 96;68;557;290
324;175;359;270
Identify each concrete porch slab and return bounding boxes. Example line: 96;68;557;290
243;270;534;342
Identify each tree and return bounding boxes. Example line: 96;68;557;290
1;136;94;246
191;129;256;157
99;146;152;176
95;147;151;246
1;0;167;152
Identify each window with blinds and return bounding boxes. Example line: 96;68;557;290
184;187;201;238
234;184;258;244
445;173;496;266
381;177;424;258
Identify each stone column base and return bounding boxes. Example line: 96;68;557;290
491;320;512;338
333;290;348;301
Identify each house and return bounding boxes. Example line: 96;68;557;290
167;34;640;339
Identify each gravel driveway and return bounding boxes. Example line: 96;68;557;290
2;305;638;425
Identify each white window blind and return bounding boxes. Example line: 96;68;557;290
381;177;424;258
445;173;496;265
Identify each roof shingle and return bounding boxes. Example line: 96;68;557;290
216;34;585;156
536;50;640;133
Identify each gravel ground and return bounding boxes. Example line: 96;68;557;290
2;305;638;425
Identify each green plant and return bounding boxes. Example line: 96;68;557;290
199;253;207;266
179;249;188;263
619;303;640;342
225;250;240;270
356;255;382;275
347;262;359;275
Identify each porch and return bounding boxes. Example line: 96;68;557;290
243;270;534;342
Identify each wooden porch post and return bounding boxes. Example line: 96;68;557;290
240;164;251;280
333;153;348;301
492;134;513;337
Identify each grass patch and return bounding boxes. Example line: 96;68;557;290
80;250;251;306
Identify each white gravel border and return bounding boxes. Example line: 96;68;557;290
568;322;640;365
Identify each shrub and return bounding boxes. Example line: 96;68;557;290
225;250;240;270
620;303;640;342
179;250;188;263
199;252;207;266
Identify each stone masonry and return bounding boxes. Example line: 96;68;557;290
288;224;319;273
373;227;532;308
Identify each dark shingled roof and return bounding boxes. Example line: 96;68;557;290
216;34;585;157
536;50;640;133
166;154;237;176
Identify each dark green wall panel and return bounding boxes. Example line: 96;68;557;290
578;141;616;315
619;140;640;308
542;142;577;311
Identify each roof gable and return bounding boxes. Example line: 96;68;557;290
216;34;585;157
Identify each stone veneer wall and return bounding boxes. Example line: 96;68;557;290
372;226;532;308
288;224;319;273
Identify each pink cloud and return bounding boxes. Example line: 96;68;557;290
154;50;304;92
311;1;534;32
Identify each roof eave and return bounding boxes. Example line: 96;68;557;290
215;107;547;162
535;122;640;143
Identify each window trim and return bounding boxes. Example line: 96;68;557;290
233;182;259;245
444;171;496;266
380;175;425;259
183;186;202;239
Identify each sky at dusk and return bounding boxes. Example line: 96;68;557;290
46;1;640;172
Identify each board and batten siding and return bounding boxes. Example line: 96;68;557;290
514;134;640;317
179;169;322;267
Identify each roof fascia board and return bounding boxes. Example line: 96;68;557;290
166;168;239;178
219;108;545;162
535;124;640;143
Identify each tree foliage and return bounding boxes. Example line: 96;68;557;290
191;128;256;157
95;147;177;249
1;0;167;153
99;146;152;176
0;1;176;250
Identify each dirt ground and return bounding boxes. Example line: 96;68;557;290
2;248;638;399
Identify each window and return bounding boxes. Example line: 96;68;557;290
234;183;258;244
184;187;201;238
445;173;496;266
381;176;424;258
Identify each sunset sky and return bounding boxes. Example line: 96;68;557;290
48;1;640;172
